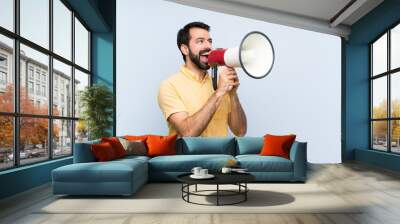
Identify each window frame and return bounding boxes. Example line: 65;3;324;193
0;0;92;171
370;20;400;154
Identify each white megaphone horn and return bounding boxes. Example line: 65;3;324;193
207;31;275;90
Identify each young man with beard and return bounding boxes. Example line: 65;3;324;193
157;22;247;137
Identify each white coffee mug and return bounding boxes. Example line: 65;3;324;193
191;167;202;176
200;169;208;176
221;167;232;174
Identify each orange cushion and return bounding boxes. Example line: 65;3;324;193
146;135;177;157
91;142;118;161
124;135;152;141
259;134;296;159
101;137;127;158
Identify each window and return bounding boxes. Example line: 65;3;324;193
0;34;13;113
20;0;49;49
371;23;400;154
53;0;72;60
35;70;40;81
0;54;8;86
0;0;13;32
0;71;6;85
0;55;7;67
41;73;46;82
29;67;34;80
28;81;34;94
42;85;46;97
53;59;71;117
75;18;89;70
0;0;91;170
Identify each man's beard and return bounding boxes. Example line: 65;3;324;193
189;48;210;70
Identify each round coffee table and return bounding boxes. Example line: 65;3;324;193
177;172;255;206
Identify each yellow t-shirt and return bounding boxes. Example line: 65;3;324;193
157;65;231;137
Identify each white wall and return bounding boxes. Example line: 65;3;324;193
116;0;341;163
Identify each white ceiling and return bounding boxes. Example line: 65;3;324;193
165;0;384;38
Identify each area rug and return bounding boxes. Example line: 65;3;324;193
37;183;362;214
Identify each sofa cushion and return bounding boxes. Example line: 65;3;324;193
235;137;263;155
236;155;293;172
147;135;177;157
177;137;236;155
148;154;235;172
114;155;150;164
101;137;127;158
52;158;147;183
260;134;296;159
91;142;118;161
74;139;100;163
118;138;147;156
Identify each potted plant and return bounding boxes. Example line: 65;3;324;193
79;84;113;140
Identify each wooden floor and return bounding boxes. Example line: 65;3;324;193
1;162;400;224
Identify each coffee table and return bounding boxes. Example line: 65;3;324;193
177;172;255;206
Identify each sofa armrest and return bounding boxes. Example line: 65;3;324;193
73;140;100;163
289;141;307;181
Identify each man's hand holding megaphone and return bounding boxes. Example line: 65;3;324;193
215;66;239;97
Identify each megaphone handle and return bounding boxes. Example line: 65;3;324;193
212;66;218;91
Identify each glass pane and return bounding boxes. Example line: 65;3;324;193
74;17;89;70
0;34;14;112
53;0;72;60
391;72;400;117
372;121;388;151
0;116;13;170
372;77;387;119
20;0;49;49
20;44;49;115
74;69;89;118
53;119;72;157
53;59;72;117
372;33;387;76
391;120;400;153
75;120;88;143
20;117;49;165
0;0;14;31
392;24;400;70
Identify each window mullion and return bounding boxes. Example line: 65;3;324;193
71;10;76;155
13;0;20;166
49;0;54;160
388;30;391;153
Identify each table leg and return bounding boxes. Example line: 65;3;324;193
195;184;197;192
245;183;247;201
217;184;219;206
188;184;190;202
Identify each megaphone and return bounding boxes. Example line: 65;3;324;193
207;31;275;90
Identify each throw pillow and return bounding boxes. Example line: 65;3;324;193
259;134;296;159
118;138;147;156
124;135;152;141
91;142;117;161
101;137;127;158
146;135;178;157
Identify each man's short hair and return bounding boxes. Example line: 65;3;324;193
177;22;210;62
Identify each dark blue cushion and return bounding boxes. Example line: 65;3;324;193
235;137;263;155
177;137;236;155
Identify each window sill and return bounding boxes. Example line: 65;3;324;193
0;156;72;175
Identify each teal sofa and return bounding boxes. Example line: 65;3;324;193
52;137;307;196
